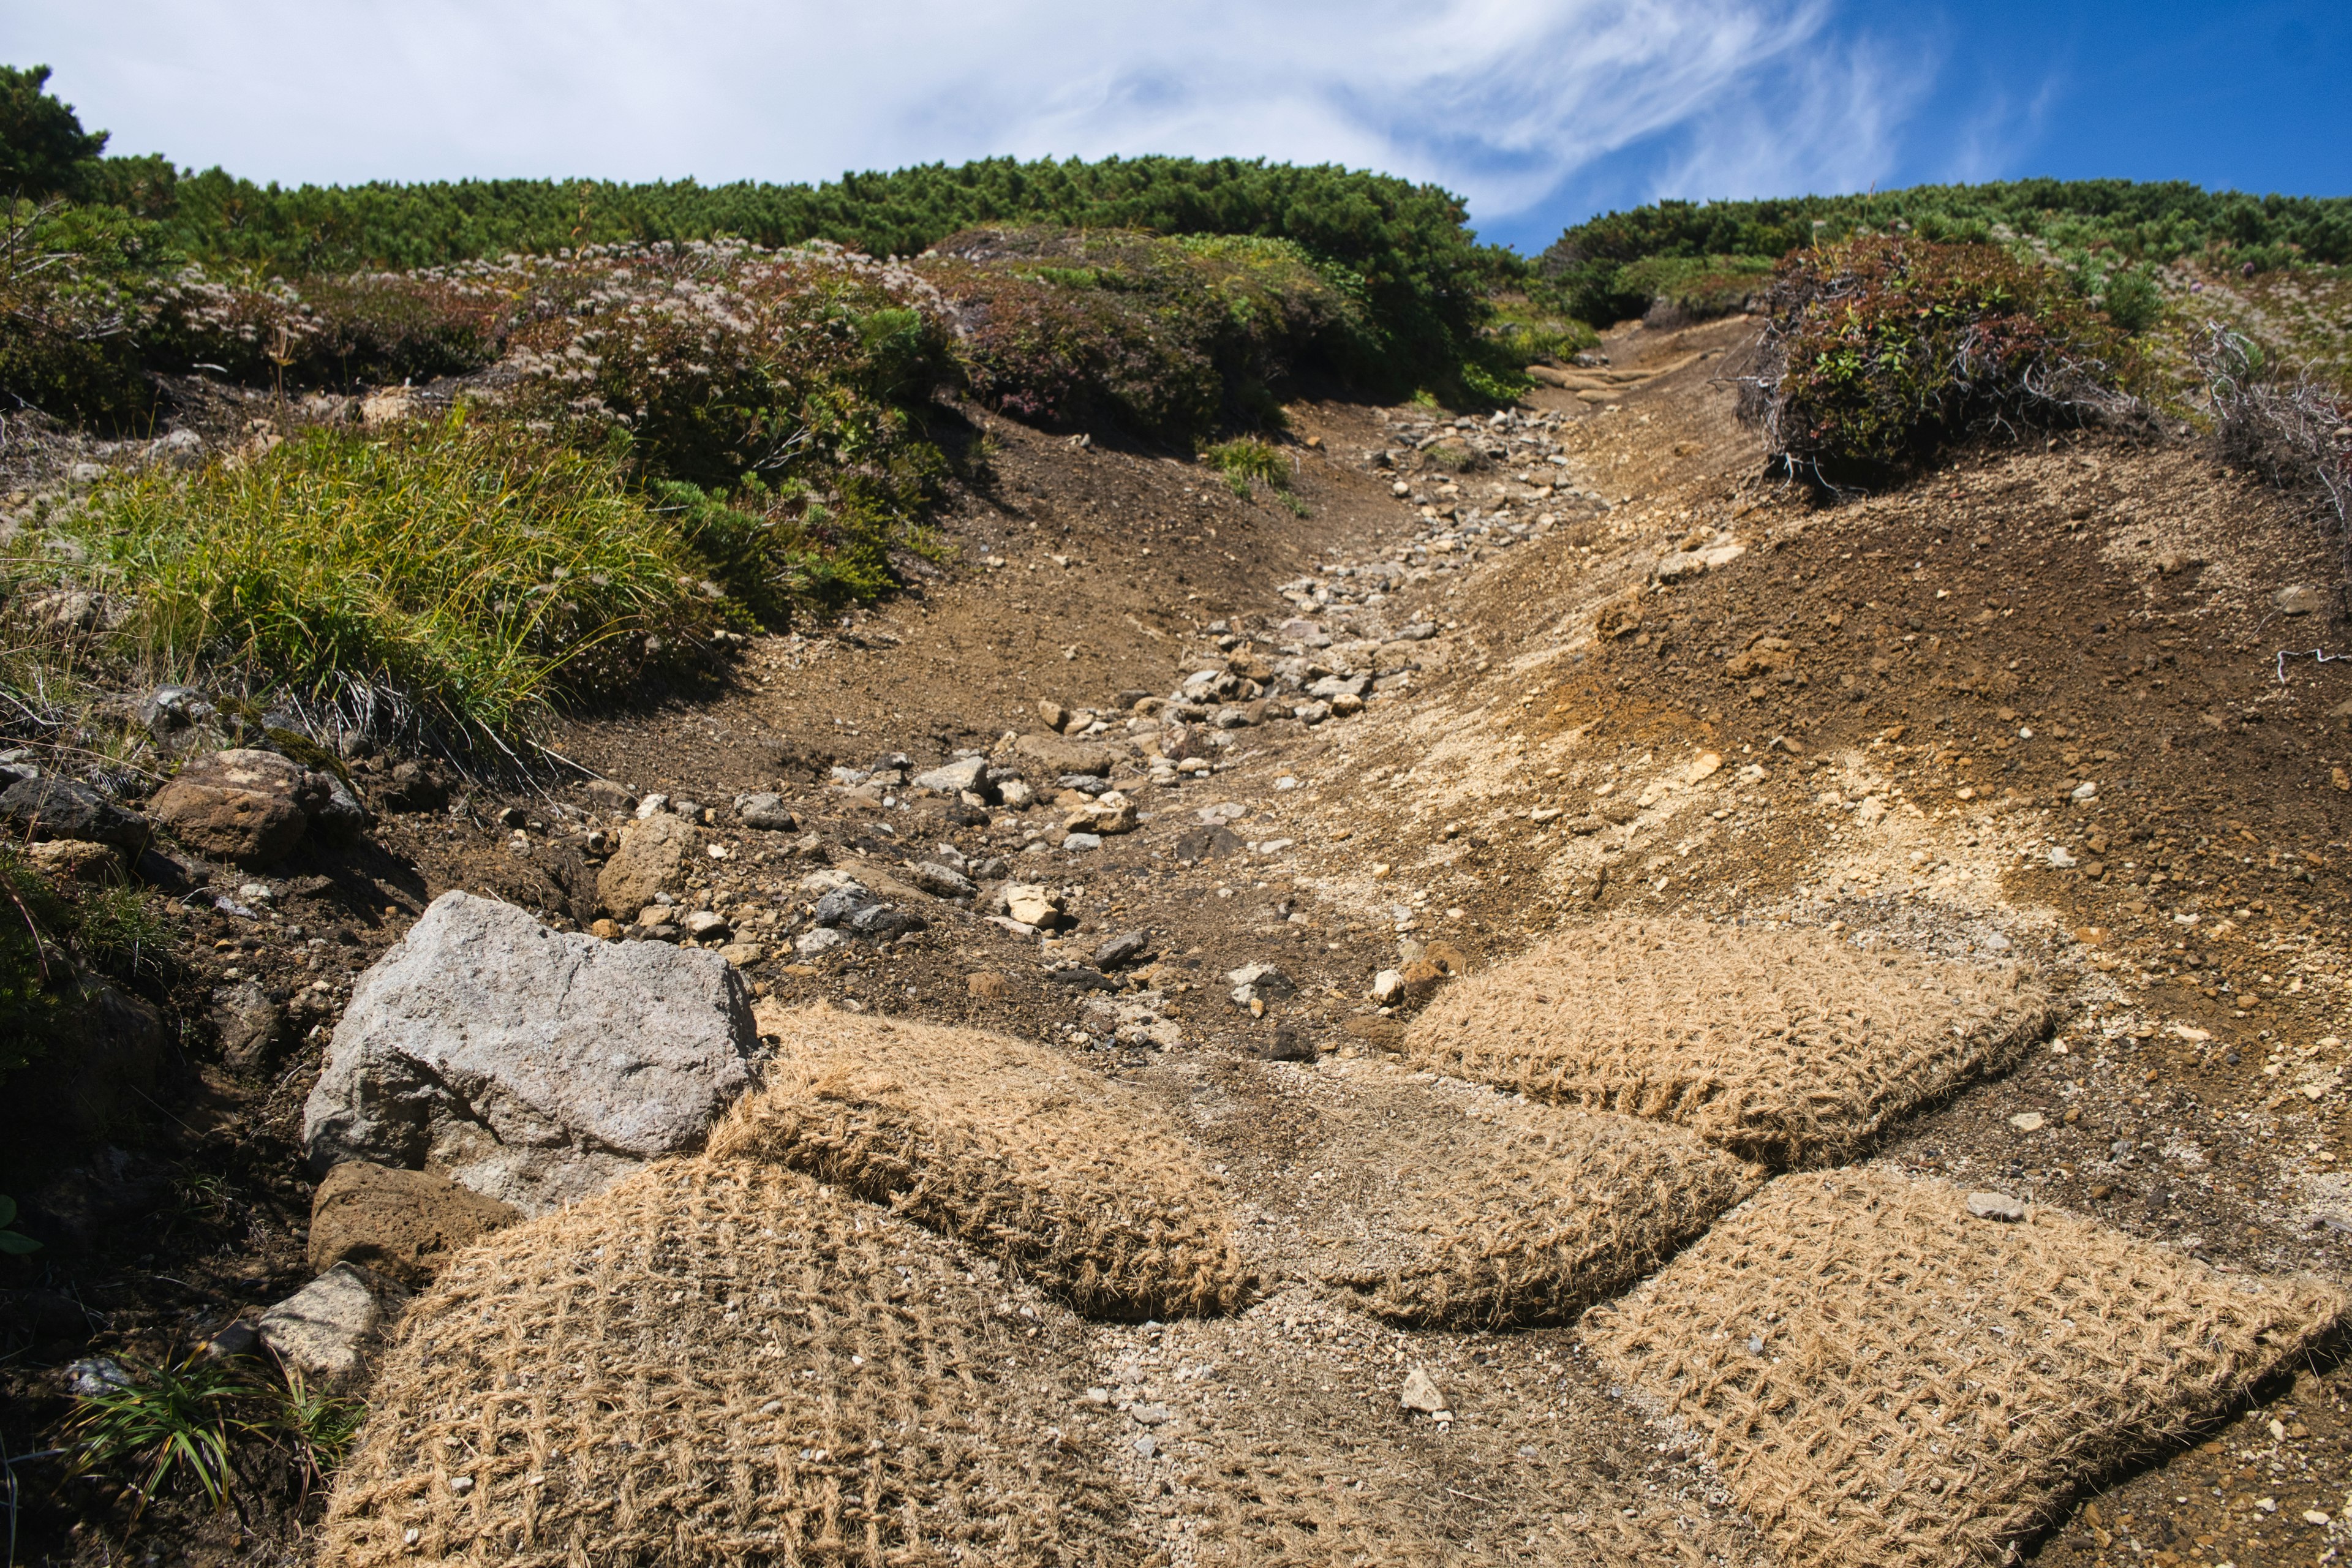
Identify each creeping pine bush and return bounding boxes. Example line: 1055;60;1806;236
51;417;719;748
920;226;1372;442
1737;236;2139;486
0;198;172;429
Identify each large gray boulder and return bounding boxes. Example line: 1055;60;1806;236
303;891;760;1214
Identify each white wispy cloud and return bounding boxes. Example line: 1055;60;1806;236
12;0;1922;236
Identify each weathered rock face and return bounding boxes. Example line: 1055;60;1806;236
1008;731;1123;778
147;749;325;865
0;775;150;850
595;812;693;917
258;1263;412;1381
303;891;760;1214
211;979;283;1071
307;1161;521;1286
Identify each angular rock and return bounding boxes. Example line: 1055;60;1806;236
212;979;283;1071
0;775;149;851
794;927;848;956
1048;967;1115;992
1010;731;1123;778
813;886;878;926
148;749;320;865
913;861;978;900
258;1262;412;1381
1093;930;1151;970
911;757;991;798
1967;1190;2027;1223
306;1161;521;1286
1174;825;1244;861
310;773;371;846
375;761;448;814
845;903;924;938
716;941;765;968
27;839;123;883
1400;1366;1450;1417
1226;962;1297;1000
595;812;694;917
682;910;729;941
1064;791;1138;836
1003;883;1066;928
303;891;759;1214
733;792;800;831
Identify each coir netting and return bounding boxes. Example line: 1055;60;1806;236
709;1006;1247;1319
1407;919;2052;1166
1322;1097;1761;1328
1583;1167;2348;1568
320;1158;1149;1567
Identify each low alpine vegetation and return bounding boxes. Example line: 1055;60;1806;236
1736;235;2139;486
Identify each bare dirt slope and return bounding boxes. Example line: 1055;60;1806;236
26;314;2352;1567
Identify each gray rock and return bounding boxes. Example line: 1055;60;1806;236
138;685;214;734
1048;967;1115;992
2275;583;2329;616
258;1262;412;1380
1307;674;1371;700
911;757;991;797
596;812;693;917
682;910;730;940
912;861;976;900
813;886;878;927
212;980;282;1071
794;927;848;956
309;772;371;847
1225;962;1296;999
1129;1402;1170;1425
0;775;149;851
1093;930;1151;970
733;792;800;831
1400;1366;1450;1417
302;891;759;1214
1966;1190;2027;1223
1054;774;1111;795
66;1356;134;1398
1062;832;1102;851
845;903;924;938
584;778;636;811
1394;620;1438;641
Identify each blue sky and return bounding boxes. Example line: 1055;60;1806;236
8;0;2347;255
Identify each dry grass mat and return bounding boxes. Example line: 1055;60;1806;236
1408;919;2052;1166
322;1158;1147;1567
710;1005;1247;1320
1322;1090;1762;1328
1584;1167;2349;1568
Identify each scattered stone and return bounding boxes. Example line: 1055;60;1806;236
1048;967;1116;992
1261;1027;1316;1063
138;685;214;734
2275;584;2329;616
717;943;766;968
596;812;694;917
584;778;637;811
258;1262;412;1380
1093;930;1151;970
911;757;991;797
148;749;329;865
376;761;448;813
0;775;149;851
1062;832;1103;853
1371;968;1406;1004
1129;1403;1170;1426
844;903;924;938
26;838;123;883
1966;1191;2027;1223
66;1357;134;1398
682;910;730;940
732;793;800;831
2007;1112;2046;1133
1400;1366;1450;1418
307;1161;521;1286
795;928;848;956
966;971;1012;1000
303;891;760;1214
813;885;878;926
913;861;978;899
1038;699;1072;732
1174;826;1243;861
1003;884;1067;928
212;980;283;1071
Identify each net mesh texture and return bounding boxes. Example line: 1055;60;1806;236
1407;919;2053;1166
1583;1167;2349;1568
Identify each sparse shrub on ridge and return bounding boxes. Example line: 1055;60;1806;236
1736;235;2139;487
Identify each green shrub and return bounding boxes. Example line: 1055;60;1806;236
1738;235;2136;485
48;418;720;747
1202;435;1293;497
1613;254;1774;320
2099;266;2165;334
0;198;173;429
0;65;108;200
923;227;1371;441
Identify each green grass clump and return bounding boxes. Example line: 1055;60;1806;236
1741;235;2135;486
0;844;167;1083
50;417;719;747
1202;435;1293;497
67;1352;367;1518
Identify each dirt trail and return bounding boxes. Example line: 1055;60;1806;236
40;314;2352;1565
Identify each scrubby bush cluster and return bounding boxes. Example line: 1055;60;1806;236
1736;236;2138;486
922;227;1370;440
1537;179;2352;328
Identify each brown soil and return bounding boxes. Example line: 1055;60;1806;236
8;312;2352;1567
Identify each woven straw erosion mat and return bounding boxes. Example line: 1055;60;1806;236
320;1158;1151;1568
707;1006;1246;1320
1583;1167;2350;1568
1406;919;2054;1166
1321;1088;1762;1328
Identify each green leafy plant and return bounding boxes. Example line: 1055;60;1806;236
0;1193;39;1254
1736;235;2138;486
69;1355;261;1517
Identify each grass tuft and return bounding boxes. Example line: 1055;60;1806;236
35;416;720;750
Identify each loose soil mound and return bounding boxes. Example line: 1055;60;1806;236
320;1158;1144;1568
1584;1167;2349;1568
1407;919;2053;1165
709;1006;1248;1319
1323;1098;1761;1327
